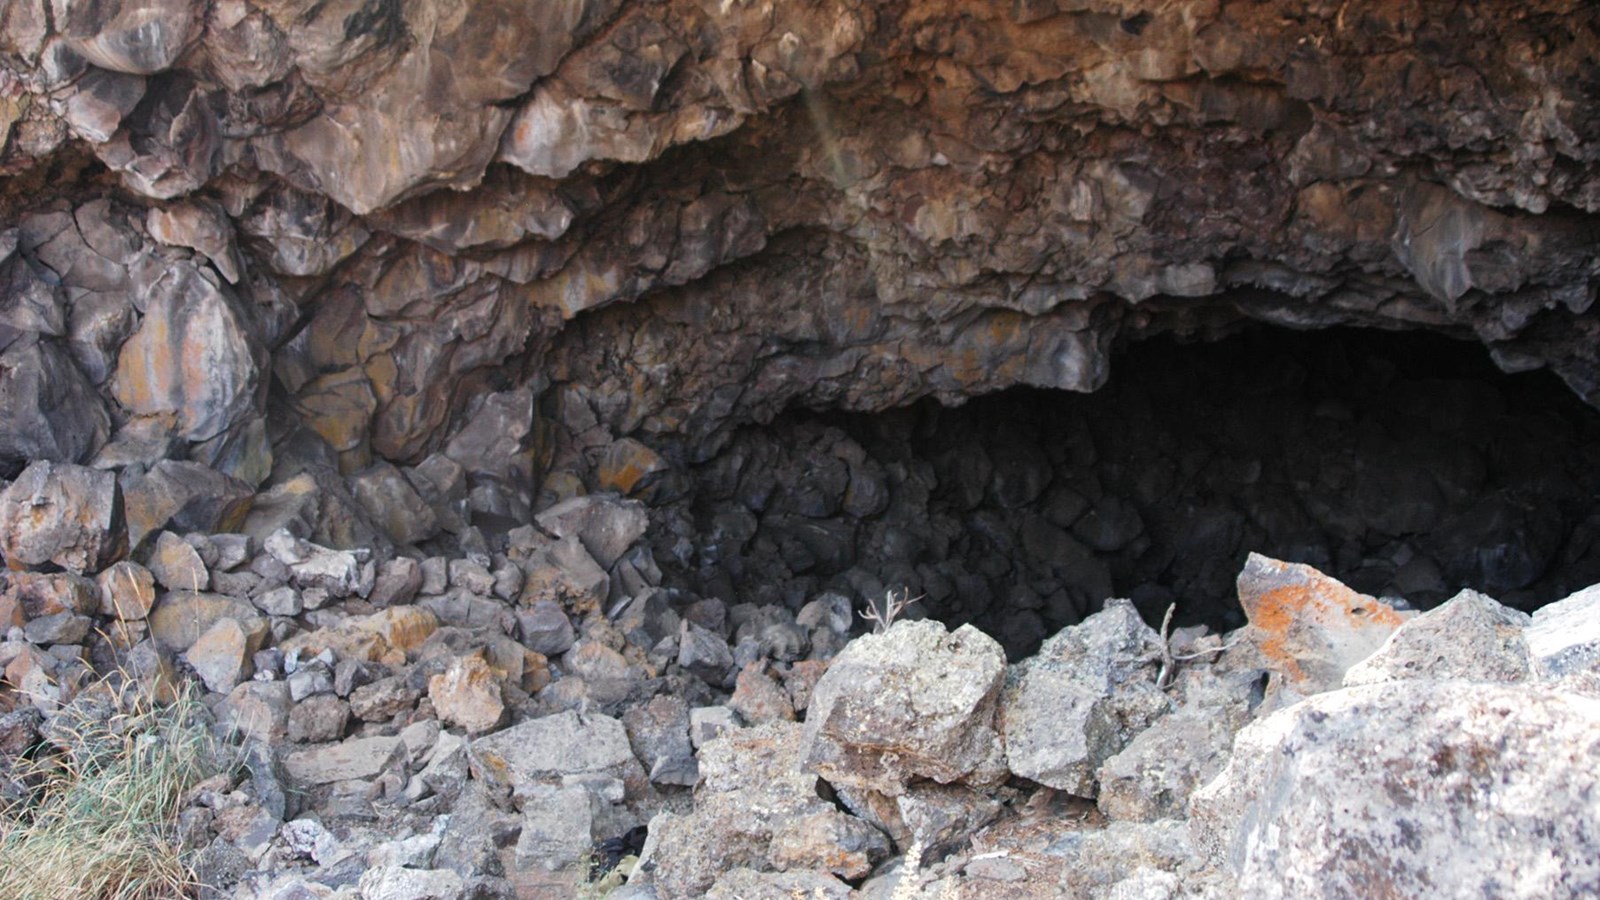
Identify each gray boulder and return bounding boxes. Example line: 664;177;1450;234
1001;599;1169;796
803;619;1006;795
1344;588;1532;686
1190;681;1600;898
1526;583;1600;679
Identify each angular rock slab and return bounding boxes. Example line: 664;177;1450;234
534;493;650;570
1190;682;1600;898
802;620;1006;795
0;461;125;573
467;709;643;802
1236;552;1408;697
1002;598;1169;796
0;337;111;473
1526;583;1600;679
1344;588;1532;686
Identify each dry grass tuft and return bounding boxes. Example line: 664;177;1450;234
0;675;220;899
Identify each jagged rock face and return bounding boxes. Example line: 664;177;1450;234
1;0;1598;529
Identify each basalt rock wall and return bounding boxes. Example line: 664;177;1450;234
1;0;1598;551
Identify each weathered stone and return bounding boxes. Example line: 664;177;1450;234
514;598;575;656
263;529;362;598
283;735;405;786
349;460;440;546
1526;583;1600;680
23;611;91;644
803;619;1006;795
596;437;670;496
349;676;422;723
1097;705;1244;823
369;557;424;608
356;865;466;900
287;694;350;744
0;461;123;573
0;339;111;475
689;705;741;750
766;809;890;880
517;533;611;612
895;783;1003;860
534;494;650;570
184;615;268;693
147;530;209;592
728;661;796;724
148;591;263;652
1191;682;1600;898
706;869;854;900
514;784;600;871
111;263;261;443
1344;588;1533;686
467;710;643;802
217;681;291;743
1236;553;1409;698
447;559;495;596
117;460;253;551
1002;599;1170;796
428;651;505;735
678;619;735;686
251;585;302;617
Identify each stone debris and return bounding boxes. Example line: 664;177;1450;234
0;465;1595;900
1002;598;1169;796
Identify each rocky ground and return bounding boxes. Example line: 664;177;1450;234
2;462;1599;898
3;0;1600;896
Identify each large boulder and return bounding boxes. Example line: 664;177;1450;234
1190;682;1600;898
802;619;1006;795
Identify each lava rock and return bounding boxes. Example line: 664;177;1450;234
1525;583;1600;679
0;461;124;573
1191;681;1600;898
1236;553;1409;699
1343;588;1533;686
1001;599;1169;796
803;619;1006;795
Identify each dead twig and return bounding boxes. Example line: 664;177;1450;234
861;587;922;634
1156;603;1243;690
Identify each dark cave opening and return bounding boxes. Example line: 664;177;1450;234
646;326;1600;658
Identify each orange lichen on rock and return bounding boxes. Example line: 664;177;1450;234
1237;552;1409;696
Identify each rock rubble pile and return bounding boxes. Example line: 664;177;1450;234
3;466;1598;899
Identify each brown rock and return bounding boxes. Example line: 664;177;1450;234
283;735;405;787
0;461;124;573
729;662;796;724
147;530;210;592
288;694;351;744
97;560;158;620
349;676;422;723
428;651;506;735
147;591;263;653
184;615;269;694
110;262;261;443
1236;552;1410;699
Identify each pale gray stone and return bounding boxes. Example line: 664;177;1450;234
1344;588;1532;686
1191;682;1600;899
1001;599;1170;796
1526;583;1600;679
804;619;1006;795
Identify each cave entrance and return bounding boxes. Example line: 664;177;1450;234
648;326;1600;659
